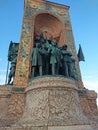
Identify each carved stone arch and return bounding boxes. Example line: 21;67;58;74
32;11;67;47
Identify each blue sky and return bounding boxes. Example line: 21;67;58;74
0;0;98;103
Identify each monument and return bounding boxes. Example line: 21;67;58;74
0;0;98;130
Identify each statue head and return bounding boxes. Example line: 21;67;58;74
52;42;57;47
61;44;67;50
35;42;41;48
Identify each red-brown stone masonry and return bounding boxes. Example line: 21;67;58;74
79;94;98;116
14;19;33;87
79;95;92;115
32;10;68;46
88;99;98;115
75;80;84;89
8;92;25;119
14;77;28;87
24;0;69;10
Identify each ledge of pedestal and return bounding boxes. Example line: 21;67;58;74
27;76;78;92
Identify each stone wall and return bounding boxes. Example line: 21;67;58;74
79;89;98;122
0;85;25;127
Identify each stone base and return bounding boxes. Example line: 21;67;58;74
19;76;89;126
2;124;98;130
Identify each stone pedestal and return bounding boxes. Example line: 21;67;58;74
13;76;94;130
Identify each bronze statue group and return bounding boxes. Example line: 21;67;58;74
30;34;76;79
7;34;76;85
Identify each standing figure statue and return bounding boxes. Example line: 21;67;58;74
49;41;58;75
61;44;73;77
7;41;19;85
69;57;76;79
43;39;52;75
30;41;48;77
30;42;42;77
8;56;17;85
55;46;62;75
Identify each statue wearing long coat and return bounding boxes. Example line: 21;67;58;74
30;47;43;67
50;46;57;64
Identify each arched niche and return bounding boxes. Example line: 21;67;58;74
33;12;67;46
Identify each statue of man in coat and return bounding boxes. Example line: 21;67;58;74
30;42;43;77
61;44;73;77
